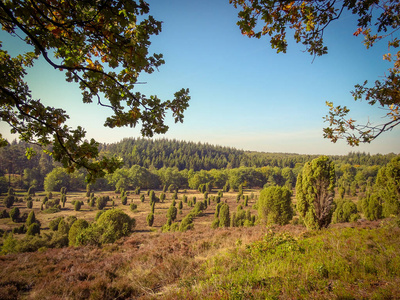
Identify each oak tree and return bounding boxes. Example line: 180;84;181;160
0;0;190;181
230;0;400;145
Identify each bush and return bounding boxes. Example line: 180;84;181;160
9;207;20;222
0;209;9;219
96;196;108;210
26;200;33;209
167;205;178;221
130;203;137;211
146;213;154;226
121;195;128;205
74;200;82;211
219;203;230;227
49;217;64;231
332;199;360;223
26;223;40;236
179;213;194;232
160;192;166;202
361;193;383;221
27;186;35;196
140;194;145;202
57;219;70;235
25;211;36;227
258;186;293;225
3;195;14;208
68;219;89;246
182;195;187;203
77;209;135;246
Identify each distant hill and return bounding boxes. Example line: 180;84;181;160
99;137;396;171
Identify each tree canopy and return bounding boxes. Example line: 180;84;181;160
230;0;400;145
0;0;190;181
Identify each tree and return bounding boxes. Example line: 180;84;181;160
68;219;89;246
43;167;70;192
258;186;293;225
9;206;19;222
146;213;154;227
230;0;400;145
296;156;335;230
166;204;177;222
0;0;190;182
332;199;360;223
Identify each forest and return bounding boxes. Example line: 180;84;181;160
0;137;396;193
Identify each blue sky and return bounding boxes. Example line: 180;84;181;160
1;0;399;155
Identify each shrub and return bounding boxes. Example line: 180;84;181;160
134;187;140;195
9;207;20;222
179;213;194;232
140;194;145;202
96;196;108;210
130;203;137;211
172;191;178;200
146;213;154;226
25;211;36;227
74;200;82;211
49;217;63;231
3;195;14;208
258;186;293;225
178;200;183;210
167;205;178;221
27;186;35;196
182;195;187;203
168;184;178;193
160;192;166;202
57;219;70;235
332;199;360;223
77;209;135;246
193;201;205;216
68;219;89;246
219;203;230;227
26;200;33;209
121;195;128;205
0;209;9;219
361;193;383;221
26;223;40;236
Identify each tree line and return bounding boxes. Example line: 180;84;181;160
0;138;396;194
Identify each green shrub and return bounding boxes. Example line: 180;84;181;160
57;219;70;235
361;193;383;221
96;196;108;210
332;199;360;223
68;219;89;246
121;195;128;205
26;223;40;236
25;211;36;227
182;195;187;203
26;200;33;209
3;195;14;208
9;207;20;222
219;203;230;227
77;209;135;246
140;194;145;202
167;205;178;221
74;200;82;211
160;192;166;202
258;186;293;225
179;213;194;232
146;213;154;226
130;202;137;211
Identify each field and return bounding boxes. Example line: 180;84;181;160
0;189;400;299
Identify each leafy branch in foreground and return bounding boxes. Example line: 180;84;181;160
0;0;190;181
230;0;399;145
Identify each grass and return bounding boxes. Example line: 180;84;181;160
0;189;399;299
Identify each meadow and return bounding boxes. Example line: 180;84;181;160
0;188;399;299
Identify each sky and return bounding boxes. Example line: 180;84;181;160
1;0;399;155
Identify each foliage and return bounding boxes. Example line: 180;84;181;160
167;205;178;221
374;155;400;217
121;195;128;205
74;200;82;211
219;203;230;228
96;196;108;210
77;209;134;246
258;185;293;225
361;192;383;221
296;156;335;229
332;199;360;224
0;0;190;181
179;213;194;232
230;0;400;145
146;213;154;227
9;206;19;222
49;217;64;231
3;195;14;208
68;219;89;246
25;210;36;227
26;223;40;236
130;202;137;211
